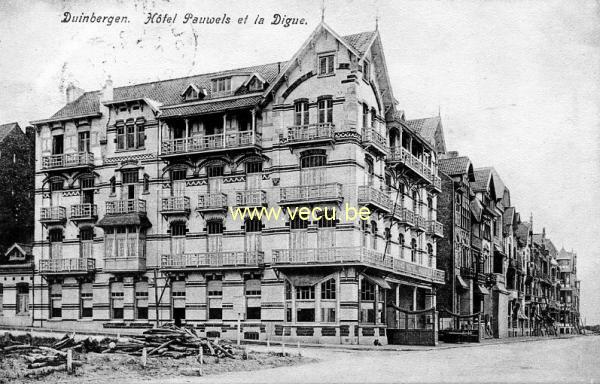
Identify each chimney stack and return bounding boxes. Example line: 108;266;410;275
447;151;459;158
101;76;114;102
66;83;85;103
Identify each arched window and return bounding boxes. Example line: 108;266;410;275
427;243;434;267
411;238;417;263
412;191;419;213
371;220;378;250
365;156;374;184
399;233;405;258
300;153;326;168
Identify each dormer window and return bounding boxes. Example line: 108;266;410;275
247;76;264;91
318;54;335;76
211;77;231;95
182;84;205;101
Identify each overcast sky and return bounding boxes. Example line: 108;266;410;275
1;0;599;323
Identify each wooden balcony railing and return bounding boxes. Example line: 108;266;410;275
161;251;264;270
388;147;436;184
41;152;94;170
40;206;67;223
272;246;445;284
197;193;228;211
280;183;343;204
392;208;415;225
414;214;427;231
362;128;388;154
426;220;444;237
105;199;146;214
161;196;191;213
235;190;267;206
104;256;146;272
286;123;335;143
39;258;95;274
70;204;97;220
358;186;392;212
161;131;261;155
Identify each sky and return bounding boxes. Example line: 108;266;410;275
0;0;599;322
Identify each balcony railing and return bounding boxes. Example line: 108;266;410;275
286;123;335;143
426;220;444;237
392;208;415;226
388;147;435;184
432;175;442;191
41;152;94;170
197;193;228;211
162;131;261;155
40;206;67;223
235;190;267;206
362;128;388;154
161;251;264;270
105;199;146;215
414;214;427;231
104;256;146;272
272;246;445;284
358;186;391;212
39;258;95;275
280;183;343;204
70;204;98;220
161;196;191;213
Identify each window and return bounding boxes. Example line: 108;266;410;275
370;108;377;129
248;77;264;91
50;179;63;191
171;222;187;237
297;308;315;322
362;60;370;81
206;164;224;178
290;215;309;230
245;218;262;233
0;284;3;315
371;221;378;250
49;229;63;243
319;55;334;75
285;281;292;300
211;77;231;94
117;121;145;150
171;169;186;181
245;279;261;296
80;228;93;258
294;100;309;126
399;234;405;258
245;279;261;320
300;153;326;168
184;87;200;101
320;307;335;322
122;170;139;184
321;278;336;300
411;239;418;263
110;282;124;319
317;98;333;124
360;279;375;301
172;280;186;324
110;176;116;195
245;160;263;174
362;103;369;128
427;243;434;267
49;283;61;318
80;283;93;318
296;286;315;300
207;220;224;234
78;131;90;152
17;284;29;315
207;279;223;297
135;281;148;320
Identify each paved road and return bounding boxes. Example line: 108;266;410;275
149;336;600;383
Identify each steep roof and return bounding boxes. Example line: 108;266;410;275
405;116;443;150
438;156;472;177
503;206;515;227
472;167;493;192
342;31;377;56
558;247;576;260
0;122;21;142
516;222;531;246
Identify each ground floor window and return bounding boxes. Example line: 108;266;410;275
80;283;93;318
110;281;124;319
49;283;60;318
135;280;148;320
245;278;261;320
296;307;315;322
172;280;186;325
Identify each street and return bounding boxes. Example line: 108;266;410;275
143;336;600;383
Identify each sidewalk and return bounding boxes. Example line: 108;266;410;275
0;325;584;353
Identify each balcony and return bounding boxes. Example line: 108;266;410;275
161;251;264;271
284;123;335;146
42;152;94;171
39;258;95;275
431;174;442;192
161;131;261;157
279;183;343;205
105;199;147;215
460;267;477;280
362;128;388;156
390;208;415;226
235;190;267;207
358;186;391;212
104;256;146;273
272;247;445;284
197;193;228;212
426;220;444;238
387;147;434;185
161;196;191;215
414;214;427;232
40;206;67;225
70;204;98;222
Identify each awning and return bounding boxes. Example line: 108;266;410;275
362;274;391;290
160;95;262;118
476;284;490;295
285;273;328;287
494;244;505;255
518;312;528;320
456;275;468;290
97;213;152;228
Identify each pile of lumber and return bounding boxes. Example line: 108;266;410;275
105;324;236;359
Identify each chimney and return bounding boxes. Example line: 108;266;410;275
447;151;459;158
101;76;114;102
66;83;85;103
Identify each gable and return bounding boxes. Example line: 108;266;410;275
181;84;206;101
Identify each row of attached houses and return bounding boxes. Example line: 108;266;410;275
435;153;581;340
0;21;581;344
